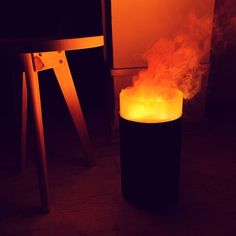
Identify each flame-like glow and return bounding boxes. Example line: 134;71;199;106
120;14;212;123
120;88;183;123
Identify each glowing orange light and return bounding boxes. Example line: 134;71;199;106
120;88;183;123
119;13;212;124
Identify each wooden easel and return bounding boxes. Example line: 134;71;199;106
0;35;104;213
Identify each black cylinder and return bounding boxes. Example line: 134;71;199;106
119;116;182;210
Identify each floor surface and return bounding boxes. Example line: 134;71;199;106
0;113;236;236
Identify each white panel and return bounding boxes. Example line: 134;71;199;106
111;0;215;69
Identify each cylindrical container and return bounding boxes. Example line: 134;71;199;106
119;88;183;210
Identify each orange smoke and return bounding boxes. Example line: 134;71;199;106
121;14;212;101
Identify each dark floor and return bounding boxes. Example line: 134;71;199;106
0;111;236;236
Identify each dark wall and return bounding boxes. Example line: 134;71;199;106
0;1;102;38
207;0;236;119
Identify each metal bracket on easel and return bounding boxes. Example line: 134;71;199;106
32;51;66;72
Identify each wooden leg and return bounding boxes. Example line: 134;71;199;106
20;72;28;172
53;53;95;166
21;53;50;213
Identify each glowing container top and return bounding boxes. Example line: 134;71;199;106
120;88;183;123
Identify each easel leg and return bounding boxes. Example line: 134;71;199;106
53;53;95;166
20;72;27;171
21;53;50;213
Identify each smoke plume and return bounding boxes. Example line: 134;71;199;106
122;13;213;101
